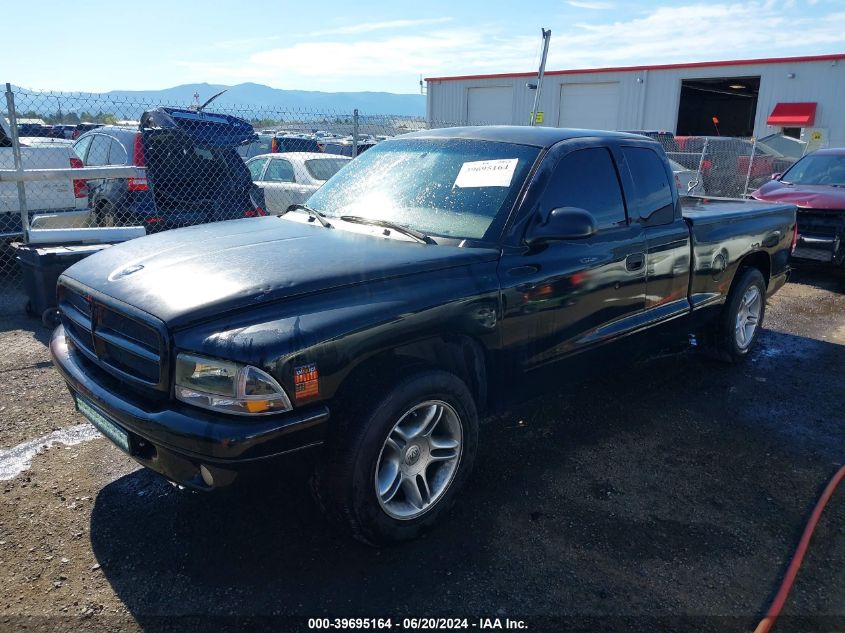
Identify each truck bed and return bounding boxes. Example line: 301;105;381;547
681;196;796;310
681;196;796;224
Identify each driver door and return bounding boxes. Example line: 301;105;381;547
498;145;647;371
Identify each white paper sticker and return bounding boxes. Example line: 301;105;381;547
454;159;518;188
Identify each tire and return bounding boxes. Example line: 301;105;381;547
41;308;59;329
313;369;479;545
714;267;767;363
96;203;118;228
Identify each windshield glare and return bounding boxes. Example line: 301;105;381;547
306;138;540;241
782;154;845;186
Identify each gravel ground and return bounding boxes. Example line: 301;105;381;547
0;264;844;633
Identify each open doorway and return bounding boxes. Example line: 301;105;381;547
676;76;760;136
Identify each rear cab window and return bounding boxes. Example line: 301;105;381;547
618;147;674;224
541;147;627;229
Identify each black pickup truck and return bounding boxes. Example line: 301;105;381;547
50;127;796;544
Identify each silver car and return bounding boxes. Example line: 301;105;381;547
246;152;351;215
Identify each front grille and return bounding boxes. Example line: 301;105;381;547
58;283;169;392
797;208;845;237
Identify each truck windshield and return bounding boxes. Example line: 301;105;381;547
781;154;845;186
306;138;540;241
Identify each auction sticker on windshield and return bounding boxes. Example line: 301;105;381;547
454;159;518;188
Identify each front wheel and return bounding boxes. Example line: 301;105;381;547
313;370;479;545
714;267;767;362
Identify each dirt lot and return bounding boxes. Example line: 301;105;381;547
0;265;844;633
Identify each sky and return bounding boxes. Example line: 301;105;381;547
5;0;845;94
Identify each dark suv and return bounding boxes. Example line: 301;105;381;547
72;109;265;232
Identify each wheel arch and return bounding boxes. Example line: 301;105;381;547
735;250;771;288
332;334;489;414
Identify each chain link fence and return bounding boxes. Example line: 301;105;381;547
649;133;802;199
1;84;804;317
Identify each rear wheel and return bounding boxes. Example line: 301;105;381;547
96;203;118;228
313;370;478;545
714;267;767;362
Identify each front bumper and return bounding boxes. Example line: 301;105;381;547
50;326;330;490
793;209;845;265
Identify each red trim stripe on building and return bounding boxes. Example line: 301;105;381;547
425;53;845;83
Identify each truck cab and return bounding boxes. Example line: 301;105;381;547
50;127;796;545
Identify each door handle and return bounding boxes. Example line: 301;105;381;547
626;253;645;272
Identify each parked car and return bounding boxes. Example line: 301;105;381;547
318;138;377;157
16;123;54;138
71;123;104;139
72;108;265;233
621;130;679;153
672;136;794;198
236;133;274;161
50;127;795;545
758;133;808;161
246;152;350;214
53;124;78;140
669;158;704;196
751;148;845;265
1;117;90;239
271;134;322;153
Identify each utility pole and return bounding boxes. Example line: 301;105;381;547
530;28;551;127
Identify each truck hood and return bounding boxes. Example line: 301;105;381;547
752;181;845;210
61;217;499;328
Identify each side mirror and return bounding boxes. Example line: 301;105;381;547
525;207;598;245
771;172;782;181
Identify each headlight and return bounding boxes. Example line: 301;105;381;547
174;353;292;416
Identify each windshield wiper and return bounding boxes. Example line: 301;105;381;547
283;204;332;228
339;216;436;244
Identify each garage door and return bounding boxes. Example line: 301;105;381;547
467;87;513;125
558;82;620;130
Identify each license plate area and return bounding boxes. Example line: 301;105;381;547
74;394;131;453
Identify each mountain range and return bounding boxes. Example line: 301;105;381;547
18;83;426;118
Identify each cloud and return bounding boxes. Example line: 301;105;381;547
544;2;845;70
310;18;453;36
566;1;614;8
176;2;845;92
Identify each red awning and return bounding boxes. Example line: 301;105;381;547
766;102;817;127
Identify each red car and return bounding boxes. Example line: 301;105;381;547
751;148;845;266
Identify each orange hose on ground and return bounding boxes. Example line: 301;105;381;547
754;464;845;633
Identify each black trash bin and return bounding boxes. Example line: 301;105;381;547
13;242;112;326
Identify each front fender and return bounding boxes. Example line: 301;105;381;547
173;262;501;408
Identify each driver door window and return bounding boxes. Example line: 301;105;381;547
542;147;627;229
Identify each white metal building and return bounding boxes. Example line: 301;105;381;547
425;53;845;147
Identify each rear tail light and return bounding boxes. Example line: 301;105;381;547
674;174;681;190
128;133;148;190
146;217;161;224
132;133;146;166
243;207;267;218
791;223;799;255
69;157;87;198
702;159;712;173
271;138;278;153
